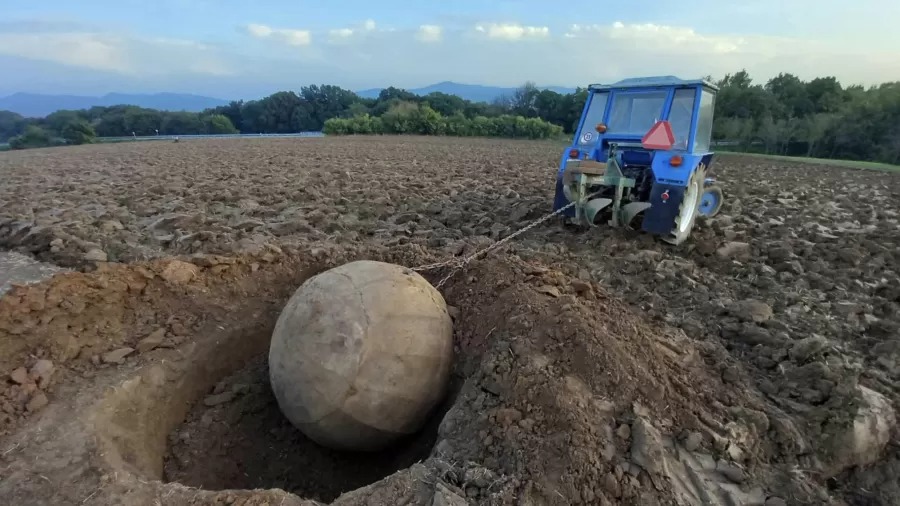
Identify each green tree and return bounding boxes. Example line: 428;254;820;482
534;90;563;125
45;110;87;135
161;112;204;134
511;81;541;117
414;104;443;134
765;73;813;119
377;87;419;103
208;101;245;131
124;107;163;135
380;101;420;134
802;113;835;156
94;107;129;136
61;120;96;145
422;92;467;117
325;108;561;140
0;111;26;141
342;102;371;119
806;77;845;113
300;84;360;130
203;114;239;134
9;125;52;149
257;91;304;133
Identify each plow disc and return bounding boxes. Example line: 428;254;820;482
582;200;652;228
584;198;612;226
621;202;652;228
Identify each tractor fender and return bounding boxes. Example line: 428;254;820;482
642;182;686;235
650;152;711;186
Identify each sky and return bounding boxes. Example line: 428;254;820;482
1;0;898;99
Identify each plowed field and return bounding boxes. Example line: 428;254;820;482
1;136;898;506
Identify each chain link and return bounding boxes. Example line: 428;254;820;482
412;191;601;288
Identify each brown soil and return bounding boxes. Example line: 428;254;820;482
0;136;898;506
163;355;452;503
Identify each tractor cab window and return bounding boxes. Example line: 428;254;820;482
576;92;608;145
607;90;667;135
668;88;696;151
693;89;715;152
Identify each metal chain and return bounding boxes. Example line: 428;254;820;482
412;191;600;288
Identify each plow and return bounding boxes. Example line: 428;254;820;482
554;76;724;245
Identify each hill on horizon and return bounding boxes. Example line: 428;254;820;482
355;81;577;102
0;81;579;118
0;92;231;118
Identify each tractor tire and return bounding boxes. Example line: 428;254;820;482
663;165;705;246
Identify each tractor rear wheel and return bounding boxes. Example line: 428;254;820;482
663;165;705;246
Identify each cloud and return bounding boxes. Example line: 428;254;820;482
607;21;742;54
564;24;601;38
0;30;237;79
1;17;896;97
244;23;312;46
0;33;131;74
416;25;443;43
302;20;897;89
474;23;549;41
245;23;273;38
327;19;380;43
329;28;354;39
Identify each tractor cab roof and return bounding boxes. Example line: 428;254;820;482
588;76;719;92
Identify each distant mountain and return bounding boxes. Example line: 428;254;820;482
0;92;230;118
356;81;578;103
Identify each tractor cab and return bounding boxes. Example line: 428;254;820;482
553;76;722;245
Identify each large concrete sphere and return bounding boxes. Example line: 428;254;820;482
268;260;454;452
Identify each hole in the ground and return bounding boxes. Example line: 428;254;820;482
87;258;481;504
162;353;457;503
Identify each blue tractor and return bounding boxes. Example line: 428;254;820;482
553;76;723;245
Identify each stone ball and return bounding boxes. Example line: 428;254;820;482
268;260;454;452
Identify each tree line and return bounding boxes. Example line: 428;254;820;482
712;71;899;164
1;72;897;163
0;107;239;149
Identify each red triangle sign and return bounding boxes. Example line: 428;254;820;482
641;120;675;151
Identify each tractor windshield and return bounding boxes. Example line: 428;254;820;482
607;90;667;136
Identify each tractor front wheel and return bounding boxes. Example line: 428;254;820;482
698;185;724;218
663;166;705;246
